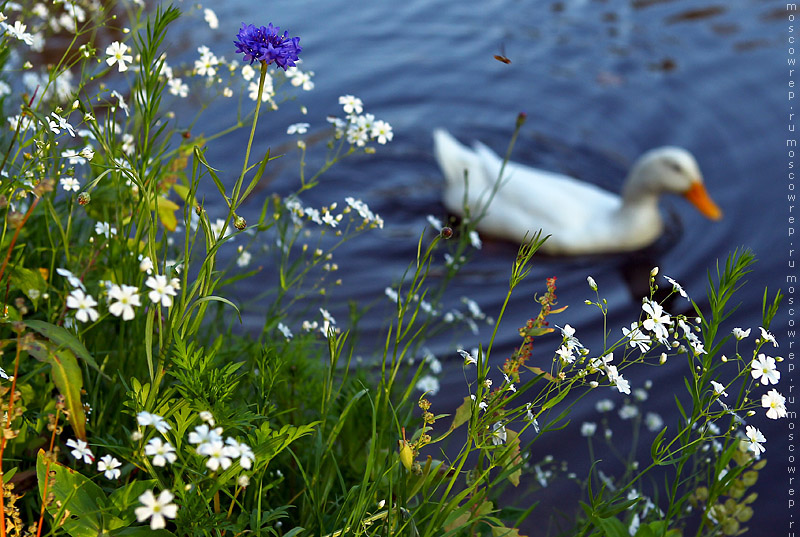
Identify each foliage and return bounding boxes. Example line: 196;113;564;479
0;2;785;537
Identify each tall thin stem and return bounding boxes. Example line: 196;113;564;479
232;61;268;210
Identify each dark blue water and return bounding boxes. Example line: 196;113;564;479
171;1;792;534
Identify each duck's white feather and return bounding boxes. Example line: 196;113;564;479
434;129;718;255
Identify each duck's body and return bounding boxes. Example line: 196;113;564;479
433;129;721;255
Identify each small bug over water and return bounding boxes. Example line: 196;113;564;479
494;43;511;64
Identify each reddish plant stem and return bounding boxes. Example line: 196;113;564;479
0;332;24;536
0;196;41;310
36;408;61;537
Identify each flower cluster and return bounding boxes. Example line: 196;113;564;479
301;307;339;339
65;436;124;481
285;196;384;232
414;349;444;395
345;196;384;229
580;273;787;462
2;17;36;48
233;22;301;69
188;423;255;471
328;95;394;147
555;324;586;365
132;411;255;528
59;264;180;325
194;45;220;78
388;285;493;339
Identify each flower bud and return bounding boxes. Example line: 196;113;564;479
34;178;55;197
650;266;659;277
7;212;23;229
234;215;247;230
587;276;597;291
77;192;91;205
440;227;453;239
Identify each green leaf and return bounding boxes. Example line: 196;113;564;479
27;340;87;440
256;423;318;467
325;389;367;452
108;480;159;526
491;525;525;537
650;426;668;463
183;295;241;323
406;458;446;497
496;428;522;487
238;148;276;205
282;528;306;537
9;266;46;307
154;195;180;232
541;386;570;410
193;146;229;205
25;319;103;374
36;449;107;537
449;396;472;431
172;183;195;205
518;326;554;338
590;515;629;537
3;467;16;483
522;365;556;382
111;527;177;537
596;498;639;519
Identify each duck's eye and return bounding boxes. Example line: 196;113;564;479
666;160;684;174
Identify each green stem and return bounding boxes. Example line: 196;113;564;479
232;61;268;210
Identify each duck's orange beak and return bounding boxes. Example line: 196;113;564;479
684;182;722;220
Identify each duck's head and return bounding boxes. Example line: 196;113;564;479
626;147;723;220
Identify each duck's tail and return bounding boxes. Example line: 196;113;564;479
433;129;481;189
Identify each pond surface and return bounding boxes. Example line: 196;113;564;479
171;0;791;534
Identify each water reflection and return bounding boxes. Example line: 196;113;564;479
177;0;790;533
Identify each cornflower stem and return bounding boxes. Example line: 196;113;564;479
232;61;269;210
37;408;61;537
179;62;270;344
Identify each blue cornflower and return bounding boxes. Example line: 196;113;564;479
233;23;301;69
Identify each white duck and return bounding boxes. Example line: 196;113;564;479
433;129;722;255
